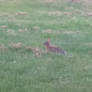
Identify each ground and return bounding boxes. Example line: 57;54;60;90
0;0;92;92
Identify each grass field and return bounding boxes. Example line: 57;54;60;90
0;0;92;92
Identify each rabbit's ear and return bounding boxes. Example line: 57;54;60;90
48;38;50;42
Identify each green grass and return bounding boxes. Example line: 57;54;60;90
0;0;92;92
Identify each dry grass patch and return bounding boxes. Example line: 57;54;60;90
40;10;72;16
18;29;25;32
0;44;7;50
0;25;8;29
47;11;62;16
16;12;27;16
25;46;33;51
86;12;92;16
42;29;60;34
33;26;40;30
63;12;72;16
84;42;92;46
25;46;43;57
7;29;17;36
39;10;62;16
9;42;23;49
18;28;28;32
0;13;9;17
43;0;56;3
82;0;92;4
63;31;80;35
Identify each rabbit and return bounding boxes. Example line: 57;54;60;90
44;38;67;55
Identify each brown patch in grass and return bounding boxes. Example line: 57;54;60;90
0;25;8;29
16;12;27;15
18;28;28;32
44;0;56;3
47;11;62;16
18;29;25;32
82;0;92;4
33;47;42;57
0;44;5;49
63;12;72;15
0;13;9;17
42;29;53;33
42;11;72;16
0;44;7;50
10;42;22;49
87;12;92;16
25;46;33;51
7;29;17;36
25;46;43;57
63;31;80;34
33;26;40;30
42;29;60;34
72;0;80;3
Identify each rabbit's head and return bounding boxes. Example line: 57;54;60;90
44;41;50;47
48;38;50;43
44;38;50;47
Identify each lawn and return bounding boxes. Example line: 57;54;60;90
0;0;92;92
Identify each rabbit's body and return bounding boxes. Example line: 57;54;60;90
48;46;65;54
44;40;66;55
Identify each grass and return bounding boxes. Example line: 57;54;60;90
0;0;92;92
